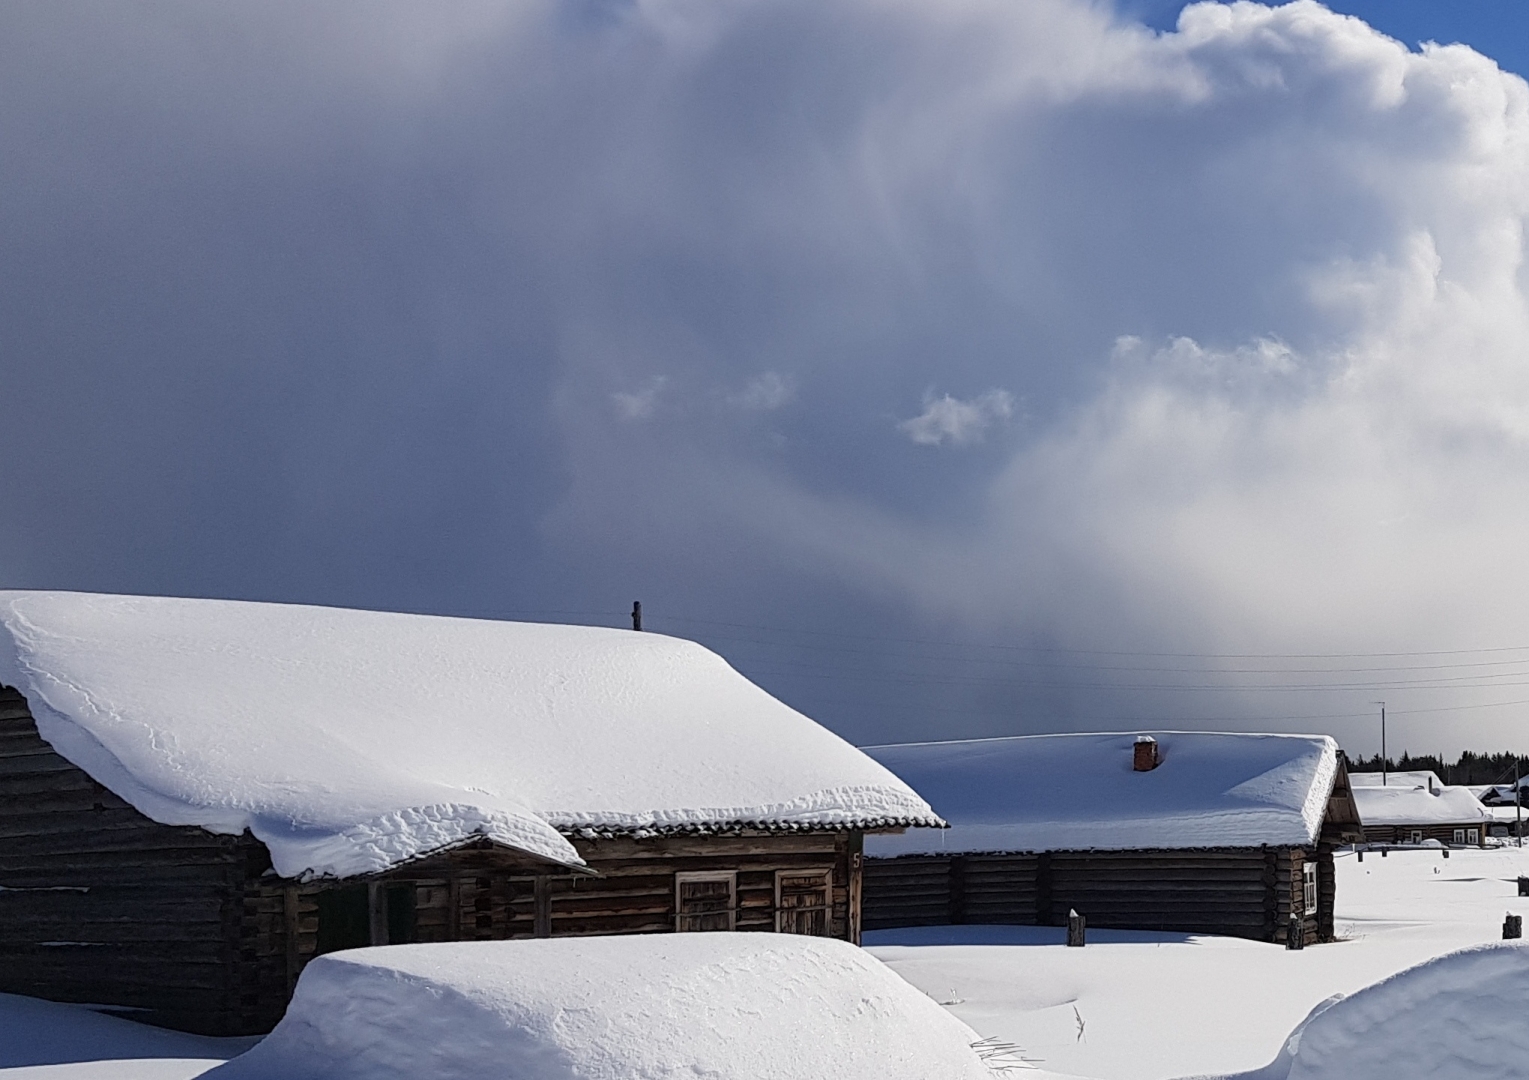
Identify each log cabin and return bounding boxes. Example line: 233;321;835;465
860;731;1364;946
1349;772;1489;846
0;591;940;1036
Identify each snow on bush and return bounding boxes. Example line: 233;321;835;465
203;934;994;1080
1217;941;1529;1080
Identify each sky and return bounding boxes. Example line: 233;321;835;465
8;1;1529;762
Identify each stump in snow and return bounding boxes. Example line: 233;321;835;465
1505;914;1522;940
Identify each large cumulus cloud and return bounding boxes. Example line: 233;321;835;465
4;0;1529;752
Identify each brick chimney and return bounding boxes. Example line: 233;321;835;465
1133;735;1159;772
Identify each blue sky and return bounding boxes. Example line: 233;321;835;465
7;1;1529;758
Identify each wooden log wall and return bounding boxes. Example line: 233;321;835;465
0;686;253;1035
865;846;1337;944
1360;823;1487;846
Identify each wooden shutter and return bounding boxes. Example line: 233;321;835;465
775;870;832;936
676;872;736;932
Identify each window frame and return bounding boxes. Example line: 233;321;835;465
674;871;737;933
1301;860;1318;917
1409;829;1424;844
774;868;834;936
1453;828;1466;845
1467;828;1480;846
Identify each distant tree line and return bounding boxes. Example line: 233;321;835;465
1346;749;1525;786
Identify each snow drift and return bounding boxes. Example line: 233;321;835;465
0;591;939;879
864;731;1340;855
1209;941;1529;1080
202;934;994;1080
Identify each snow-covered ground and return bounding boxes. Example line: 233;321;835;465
4;846;1527;1078
867;845;1529;1079
0;993;255;1079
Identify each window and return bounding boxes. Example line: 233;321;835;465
676;872;735;932
1453;829;1466;845
1468;829;1480;845
775;870;833;936
316;882;415;953
1409;830;1424;844
1302;861;1318;916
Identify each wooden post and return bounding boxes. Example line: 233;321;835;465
1066;909;1085;947
1504;913;1522;940
631;602;642;631
368;882;388;946
1518;876;1529;897
847;832;863;946
534;876;551;938
283;884;301;996
1286;913;1304;950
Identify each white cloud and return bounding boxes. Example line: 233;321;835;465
19;0;1529;749
612;377;666;421
898;390;1014;445
730;372;794;411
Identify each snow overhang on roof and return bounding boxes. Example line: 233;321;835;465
862;730;1342;856
1349;783;1489;827
0;591;941;880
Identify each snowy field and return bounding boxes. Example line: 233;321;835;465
867;845;1529;1079
3;846;1527;1079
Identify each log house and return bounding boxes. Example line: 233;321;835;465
0;593;939;1036
861;732;1364;946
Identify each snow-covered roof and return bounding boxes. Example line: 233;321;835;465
863;731;1342;856
1351;783;1488;827
203;936;994;1080
0;591;938;879
1350;770;1441;791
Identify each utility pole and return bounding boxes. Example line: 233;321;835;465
1373;701;1387;786
1518;753;1522;848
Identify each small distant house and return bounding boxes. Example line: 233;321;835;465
0;592;940;1036
1349;772;1488;846
860;732;1363;946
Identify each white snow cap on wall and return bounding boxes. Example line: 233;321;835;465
1350;783;1487;827
863;731;1341;856
0;591;938;879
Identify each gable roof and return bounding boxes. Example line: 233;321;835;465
862;730;1345;855
1350;782;1488;827
0;591;939;880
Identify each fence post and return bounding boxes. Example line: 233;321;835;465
1286;914;1304;951
1067;909;1086;947
1505;914;1523;940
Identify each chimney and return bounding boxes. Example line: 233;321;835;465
1133;735;1159;772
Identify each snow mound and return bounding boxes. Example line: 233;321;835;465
0;592;938;879
1215;942;1529;1080
201;935;995;1080
864;731;1338;855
